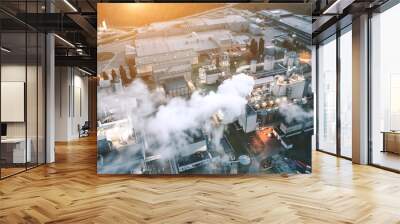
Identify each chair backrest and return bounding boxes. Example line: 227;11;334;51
82;121;90;129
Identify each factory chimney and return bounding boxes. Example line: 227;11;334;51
264;55;274;71
250;60;257;73
263;46;275;71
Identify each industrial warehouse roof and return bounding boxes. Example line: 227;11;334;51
135;29;234;57
246;104;257;115
254;76;274;86
205;67;222;75
233;35;250;45
143;15;247;33
163;77;188;92
258;9;311;38
258;9;293;18
263;27;285;45
135;36;192;57
279;16;312;35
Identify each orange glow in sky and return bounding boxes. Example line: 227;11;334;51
97;3;223;28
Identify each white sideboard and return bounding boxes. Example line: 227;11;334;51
1;138;32;163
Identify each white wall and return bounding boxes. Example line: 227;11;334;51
55;66;69;141
72;73;89;138
1;65;31;138
1;63;46;163
54;67;89;141
1;65;26;134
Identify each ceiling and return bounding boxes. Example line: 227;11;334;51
0;0;98;74
311;0;391;43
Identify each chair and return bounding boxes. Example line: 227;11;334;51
79;121;90;138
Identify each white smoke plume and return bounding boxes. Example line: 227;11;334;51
278;102;313;124
147;74;254;143
98;74;255;166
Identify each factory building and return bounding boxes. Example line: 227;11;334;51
287;74;306;99
264;46;275;71
250;60;257;74
135;36;197;81
273;116;313;149
162;77;191;98
124;45;136;64
258;9;312;44
241;76;278;131
135;29;240;82
264;55;274;71
176;132;212;173
243;68;308;132
278;117;313;137
239;105;258;133
249;17;264;25
254;76;275;88
219;51;230;75
272;74;306;100
199;65;224;85
236;59;287;78
284;51;300;68
136;15;248;39
233;35;250;49
249;23;262;35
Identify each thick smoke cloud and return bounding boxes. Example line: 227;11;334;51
147;74;254;143
278;102;313;124
99;74;255;168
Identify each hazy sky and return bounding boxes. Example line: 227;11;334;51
97;3;311;28
97;3;222;28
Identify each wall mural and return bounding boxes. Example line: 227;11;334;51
97;3;313;175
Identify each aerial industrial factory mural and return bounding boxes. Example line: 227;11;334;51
97;3;313;175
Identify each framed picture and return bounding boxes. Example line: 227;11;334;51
97;3;313;175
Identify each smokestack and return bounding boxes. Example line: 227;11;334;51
263;55;274;71
250;60;257;73
264;46;275;71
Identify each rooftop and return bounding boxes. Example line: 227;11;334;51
280;16;312;35
135;29;234;57
163;77;188;92
205;67;222;75
258;9;311;36
258;9;293;18
143;14;247;33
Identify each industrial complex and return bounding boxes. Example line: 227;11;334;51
97;5;313;175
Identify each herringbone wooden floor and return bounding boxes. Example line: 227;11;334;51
1;136;400;224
